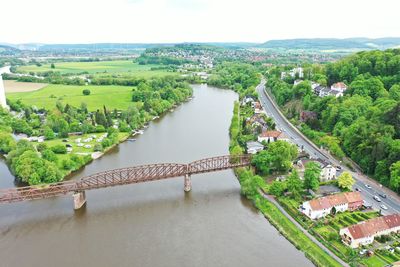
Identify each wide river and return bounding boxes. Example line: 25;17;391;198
0;85;312;267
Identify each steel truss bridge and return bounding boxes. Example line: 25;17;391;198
0;155;251;209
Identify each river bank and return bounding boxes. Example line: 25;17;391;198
229;101;341;267
0;84;313;267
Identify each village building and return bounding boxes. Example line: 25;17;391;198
301;192;363;220
294;79;303;86
331;82;347;92
252;101;263;114
246;141;264;154
258;130;288;143
340;214;400;248
296;158;337;181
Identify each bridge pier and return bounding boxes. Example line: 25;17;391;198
73;191;86;210
184;174;191;192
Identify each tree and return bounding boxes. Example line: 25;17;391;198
43;126;55;140
82;89;91;96
0;132;16;153
269;181;286;197
51;63;55;69
251;141;298;175
41;149;58;162
390;161;400;192
286;170;303;198
304;162;321;191
338;171;355;190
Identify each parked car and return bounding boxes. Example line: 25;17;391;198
359;249;367;255
380;204;388;210
355;188;361;192
373;195;382;202
379;193;387;198
365;184;372;189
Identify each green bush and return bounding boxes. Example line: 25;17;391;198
82;89;91;95
51;144;67;154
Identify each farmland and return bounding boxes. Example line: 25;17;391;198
16;60;173;76
6;84;134;111
3;80;48;92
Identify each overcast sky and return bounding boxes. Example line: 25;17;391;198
1;0;399;44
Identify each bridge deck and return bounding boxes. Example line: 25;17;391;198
0;155;251;203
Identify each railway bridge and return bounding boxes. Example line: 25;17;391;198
0;154;251;209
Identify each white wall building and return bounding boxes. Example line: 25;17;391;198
320;164;337;181
0;74;8;109
340;214;400;248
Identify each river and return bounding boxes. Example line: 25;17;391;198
0;84;312;267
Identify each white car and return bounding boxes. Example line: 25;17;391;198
380;204;388;210
373;195;382;202
365;184;372;189
77;143;84;147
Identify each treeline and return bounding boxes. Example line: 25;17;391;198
136;55;190;65
267;49;400;192
208;62;260;97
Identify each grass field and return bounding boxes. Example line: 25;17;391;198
7;84;134;110
4;80;48;92
17;60;171;76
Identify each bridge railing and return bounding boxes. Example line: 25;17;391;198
0;154;252;203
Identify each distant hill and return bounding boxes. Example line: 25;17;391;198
0;44;20;54
260;38;400;50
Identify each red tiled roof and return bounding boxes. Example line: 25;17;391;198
332;82;347;89
308;192;362;211
345;214;400;240
260;130;282;138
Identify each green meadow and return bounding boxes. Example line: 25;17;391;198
7;84;135;111
17;60;172;76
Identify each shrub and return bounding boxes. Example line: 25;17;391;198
51;144;67;154
82;89;91;96
41;149;58;162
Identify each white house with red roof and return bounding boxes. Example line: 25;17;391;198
258;130;289;143
331;82;348;92
340;214;400;248
301;192;363;220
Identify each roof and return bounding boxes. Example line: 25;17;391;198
332;82;347;90
259;130;282;138
246;141;264;149
344;214;400;240
308;192;362;211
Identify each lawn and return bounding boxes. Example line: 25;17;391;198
7;84;135;111
41;132;129;154
16;60;164;75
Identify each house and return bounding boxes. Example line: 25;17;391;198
241;96;255;106
301;192;363;220
258;130;288;143
300;111;317;123
311;82;320;90
246;141;264;154
314;85;326;96
329;89;343;98
252;101;263;114
319;87;332;97
340;214;400;248
297;158;337;181
331;82;347;92
320;163;337;181
281;67;304;80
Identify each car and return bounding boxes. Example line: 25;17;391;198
379;193;387;198
388;247;395;253
380;204;388;210
373;195;382;202
359;249;367;255
365;184;372;189
336;166;342;170
355;187;361;192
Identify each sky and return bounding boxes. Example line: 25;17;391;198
1;0;400;44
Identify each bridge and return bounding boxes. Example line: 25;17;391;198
0;154;251;209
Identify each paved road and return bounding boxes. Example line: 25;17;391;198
259;191;349;267
256;79;400;216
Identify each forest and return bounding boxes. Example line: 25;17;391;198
267;49;400;192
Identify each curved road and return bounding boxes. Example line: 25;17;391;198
257;79;400;216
